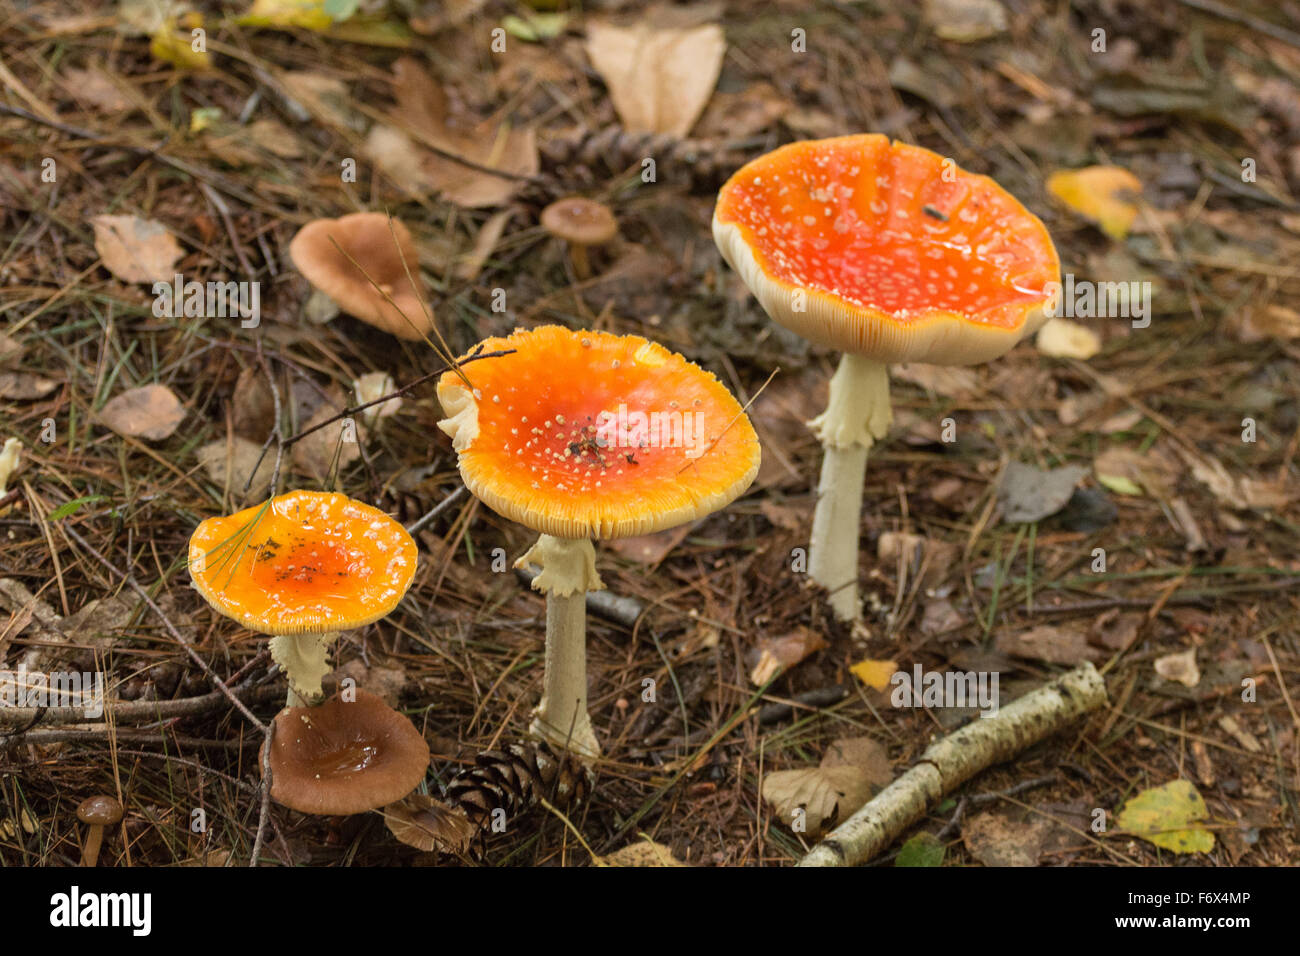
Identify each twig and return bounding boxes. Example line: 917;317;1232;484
251;717;275;867
405;486;467;535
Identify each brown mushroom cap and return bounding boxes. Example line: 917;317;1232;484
540;197;618;246
262;689;430;815
76;795;123;826
288;212;433;341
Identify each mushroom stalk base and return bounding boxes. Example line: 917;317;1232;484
807;354;893;621
517;535;604;760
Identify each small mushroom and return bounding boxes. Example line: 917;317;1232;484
540;197;618;280
261;689;429;815
437;326;760;758
289;212;433;340
188;490;419;706
76;795;122;866
713;135;1060;620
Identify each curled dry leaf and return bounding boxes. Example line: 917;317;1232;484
383;793;476;855
995;625;1102;665
598;838;687;867
749;625;827;685
91;214;183;283
96;384;186;440
1046;166;1142;240
1154;648;1200;688
196;436;276;497
584;21;725;138
1036;316;1101;359
761;736;892;835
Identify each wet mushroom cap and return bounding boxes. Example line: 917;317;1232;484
289;213;432;340
188;490;418;636
437;326;760;540
713;135;1060;365
76;796;123;826
262;690;430;816
540;198;618;246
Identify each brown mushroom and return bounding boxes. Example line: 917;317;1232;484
261;689;430;815
540;197;617;279
76;795;123;866
289;212;433;340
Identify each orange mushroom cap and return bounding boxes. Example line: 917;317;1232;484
188;490;418;635
713;135;1060;365
262;690;430;816
437;326;760;540
289;212;432;341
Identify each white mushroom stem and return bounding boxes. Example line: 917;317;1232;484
807;354;893;621
0;438;21;514
270;632;337;707
516;535;604;759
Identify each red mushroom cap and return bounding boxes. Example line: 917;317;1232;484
437;326;760;539
713;135;1060;365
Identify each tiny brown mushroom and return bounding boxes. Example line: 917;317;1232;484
261;689;430;816
540;197;618;280
77;795;123;867
289;212;432;340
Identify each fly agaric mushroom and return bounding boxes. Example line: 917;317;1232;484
188;490;418;706
77;795;122;866
262;689;429;815
289;212;433;340
540;197;618;280
713;135;1059;620
437;325;760;757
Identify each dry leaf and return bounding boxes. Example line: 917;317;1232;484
366;57;538;208
820;736;892;789
91;214;183;283
0;332;22;363
1218;715;1261;753
354;371;402;423
893;362;979;398
1036;316;1101;359
1230;304;1300;343
761;765;875;835
584;21;725;137
196;436;276;497
1047;166;1142;240
1184;451;1292;511
280;71;364;133
995;625;1102;665
0;372;60;400
599;838;686;867
1154;649;1200;688
606;524;691;565
96;384;186;440
749;626;827;685
454;209;513;281
1117;780;1214;854
998;462;1088;524
962;809;1049;866
63;66;131;112
291;400;362;480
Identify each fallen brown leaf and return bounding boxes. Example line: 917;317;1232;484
96;384;186;440
91;214;183;284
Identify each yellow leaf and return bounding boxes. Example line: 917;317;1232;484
238;0;334;30
149;25;212;70
1047;166;1142;240
1096;473;1143;496
189;107;222;133
850;658;897;691
1117;779;1214;854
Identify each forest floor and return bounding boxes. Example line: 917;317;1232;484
1;0;1298;866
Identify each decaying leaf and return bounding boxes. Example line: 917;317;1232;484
1036;316;1101;359
196;436;276;497
91;214;183;283
63;65;131;112
1154;649;1200;688
850;658;898;691
606;524;692;565
365;57;538;208
598;838;686;867
584;20;725;137
0;373;60;400
761;736;891;835
749;626;827;685
1184;451;1292;512
383;793;476;855
291;402;363;480
1047;166;1142;240
96;384;186;440
962;809;1049;866
1117;780;1215;854
896;831;945;866
998;461;1088;524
